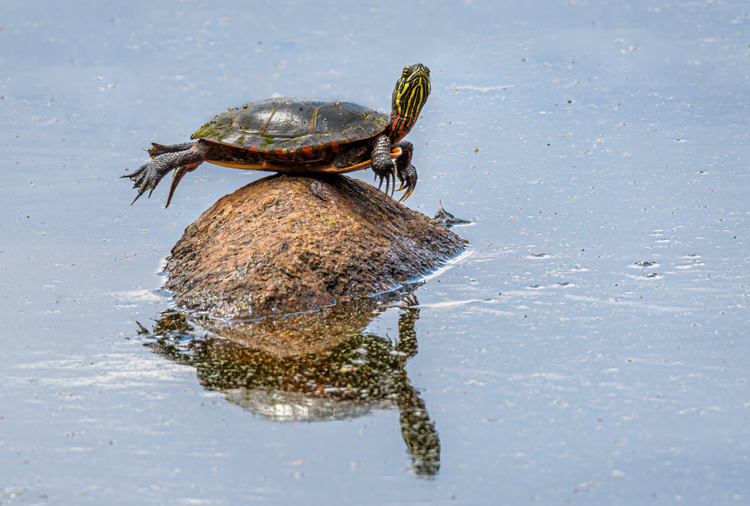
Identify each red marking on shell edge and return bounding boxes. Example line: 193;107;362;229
275;148;286;155
302;145;314;157
330;139;340;152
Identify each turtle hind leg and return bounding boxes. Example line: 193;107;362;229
122;141;207;206
146;141;196;158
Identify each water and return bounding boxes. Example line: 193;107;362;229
2;0;749;504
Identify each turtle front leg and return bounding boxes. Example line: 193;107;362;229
371;134;399;197
393;141;417;202
371;137;418;202
121;141;206;207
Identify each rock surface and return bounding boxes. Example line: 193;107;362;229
165;173;464;319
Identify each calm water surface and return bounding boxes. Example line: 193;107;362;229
2;0;749;504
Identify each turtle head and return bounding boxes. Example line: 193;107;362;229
389;63;431;142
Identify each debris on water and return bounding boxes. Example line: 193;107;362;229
136;321;150;335
433;200;471;227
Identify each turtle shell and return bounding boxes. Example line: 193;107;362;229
191;99;390;161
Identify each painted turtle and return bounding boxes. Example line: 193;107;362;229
123;63;431;207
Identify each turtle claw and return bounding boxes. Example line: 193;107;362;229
377;173;389;195
130;187;147;206
390;164;398;197
128;174;159;206
373;163;417;202
397;185;415;203
122;160;171;205
374;160;405;200
165;165;196;208
395;163;418;202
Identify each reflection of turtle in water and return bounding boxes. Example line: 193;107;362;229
139;290;440;477
123;64;431;207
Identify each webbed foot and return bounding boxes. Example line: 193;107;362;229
122;142;205;207
122;159;172;205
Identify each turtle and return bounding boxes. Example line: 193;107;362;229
123;63;431;208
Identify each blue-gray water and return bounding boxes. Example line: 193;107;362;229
2;0;748;504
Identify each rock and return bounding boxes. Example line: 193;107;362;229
165;173;464;319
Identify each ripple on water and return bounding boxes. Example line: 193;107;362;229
527;284;543;289
529;253;547;258
632;261;658;268
641;272;661;279
556;281;572;287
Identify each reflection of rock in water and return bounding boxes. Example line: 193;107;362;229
139;289;440;477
